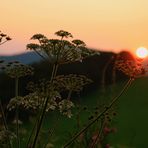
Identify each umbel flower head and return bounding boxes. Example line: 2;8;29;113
7;79;61;112
72;39;86;47
7;96;24;111
114;51;146;78
27;30;100;64
0;31;12;45
8;79;74;118
7;92;59;112
58;99;74;118
23;79;62;111
30;33;47;40
53;74;93;92
55;30;73;38
5;61;33;78
0;130;16;147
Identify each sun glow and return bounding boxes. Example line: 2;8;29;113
136;47;148;58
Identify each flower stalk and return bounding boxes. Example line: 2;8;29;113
31;63;58;148
15;77;20;148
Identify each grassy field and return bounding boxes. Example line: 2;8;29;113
11;77;148;147
108;77;148;148
60;77;148;148
82;77;148;148
83;77;148;148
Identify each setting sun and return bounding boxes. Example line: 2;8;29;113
136;47;148;58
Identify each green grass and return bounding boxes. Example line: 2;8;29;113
109;77;148;148
87;77;148;148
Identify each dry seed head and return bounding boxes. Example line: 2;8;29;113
27;91;59;111
7;96;23;111
53;74;93;92
6;36;12;41
31;34;46;40
72;39;86;46
0;31;12;44
55;30;73;38
6;63;33;78
0;33;7;37
26;43;40;50
58;99;74;118
27;30;100;65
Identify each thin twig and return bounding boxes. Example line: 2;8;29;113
0;40;8;45
26;111;41;147
0;100;8;130
0;100;12;148
34;50;48;61
90;120;104;148
15;78;20;148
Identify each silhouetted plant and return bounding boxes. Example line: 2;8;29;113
0;31;11;46
5;61;33;148
0;30;146;148
114;51;145;78
27;30;99;65
0;32;13;148
63;51;146;147
26;30;100;147
0;130;16;148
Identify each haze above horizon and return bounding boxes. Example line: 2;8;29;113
1;0;148;55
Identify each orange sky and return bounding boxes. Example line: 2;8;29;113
1;0;148;55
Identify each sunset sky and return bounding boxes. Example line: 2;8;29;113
1;0;148;55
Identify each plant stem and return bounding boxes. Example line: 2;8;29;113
44;89;73;147
44;116;61;148
15;78;20;148
31;64;58;148
67;90;72;100
90;119;104;148
0;40;8;45
26;111;41;148
0;100;8;130
51;64;58;81
63;78;134;148
34;50;47;61
76;110;80;129
0;100;12;148
28;45;59;147
101;56;113;93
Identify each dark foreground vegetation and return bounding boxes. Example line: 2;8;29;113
0;30;147;148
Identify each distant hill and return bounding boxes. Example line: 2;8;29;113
0;50;130;104
0;51;42;64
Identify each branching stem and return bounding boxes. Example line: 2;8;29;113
31;63;58;148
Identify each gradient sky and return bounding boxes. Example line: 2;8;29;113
1;0;148;55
